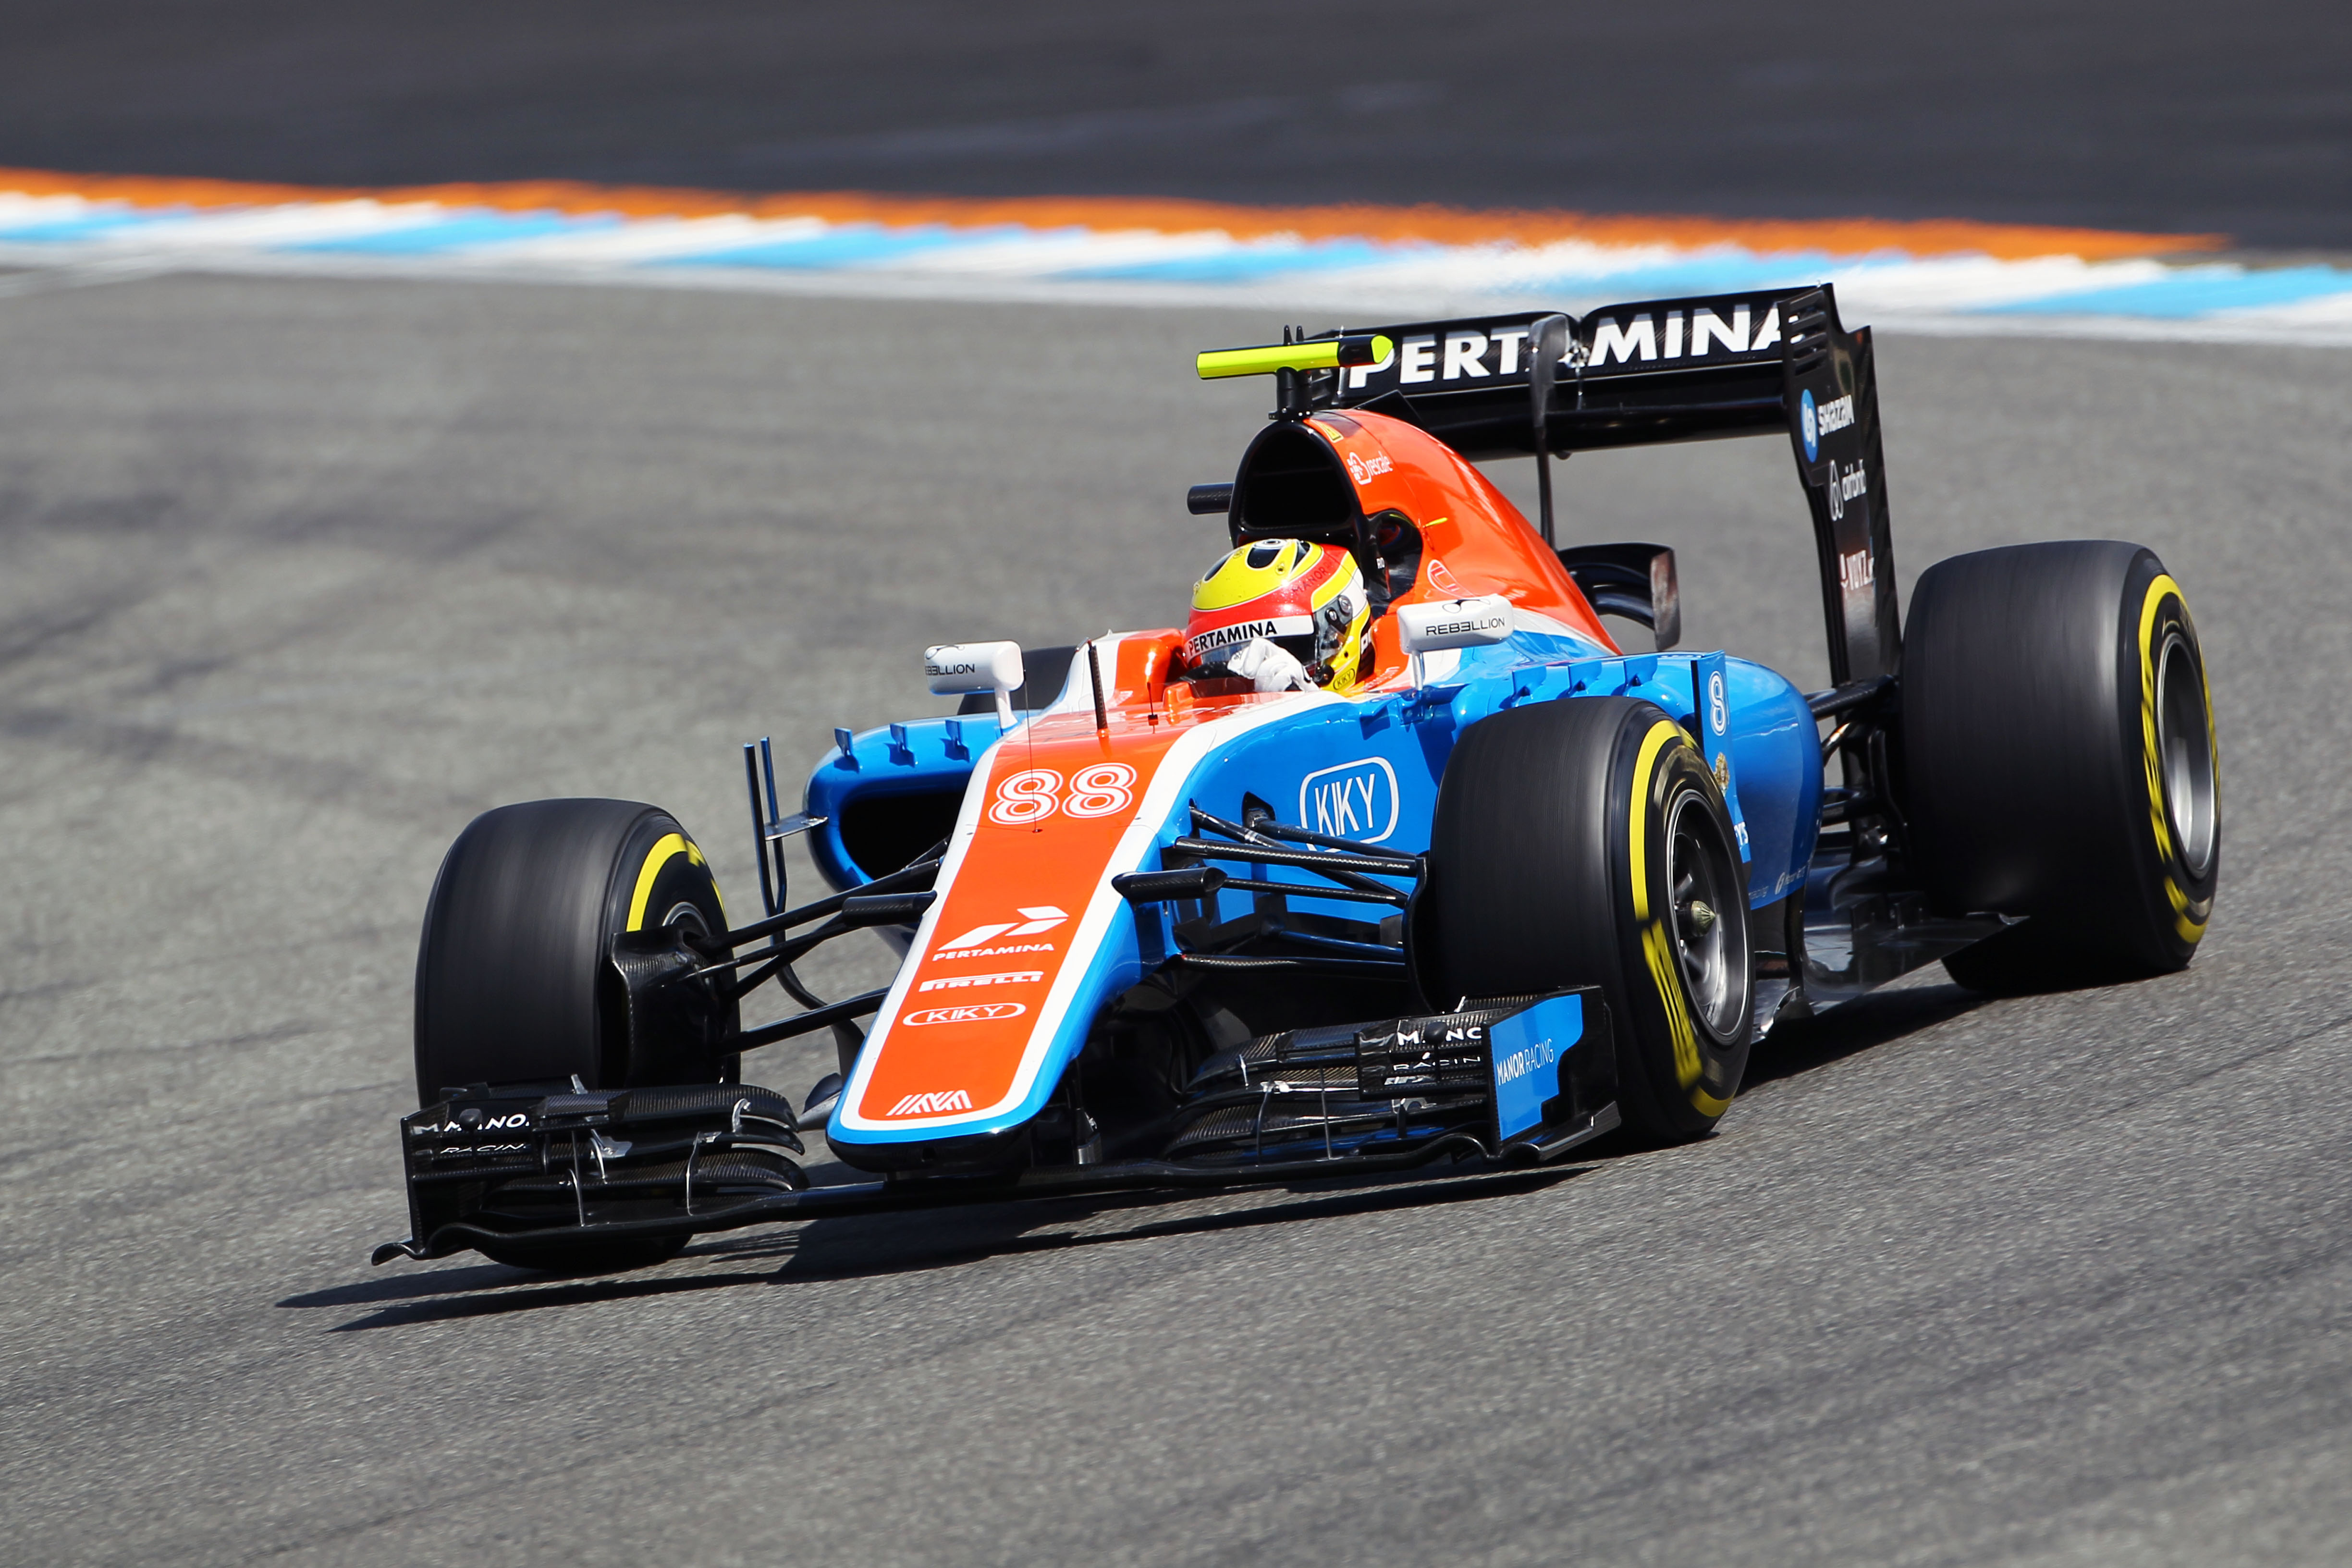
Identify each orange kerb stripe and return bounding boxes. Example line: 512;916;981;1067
0;166;2225;262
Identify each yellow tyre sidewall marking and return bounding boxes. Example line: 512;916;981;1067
626;832;709;932
2135;574;2212;944
1629;720;1719;1113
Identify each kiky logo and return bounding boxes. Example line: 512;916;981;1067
885;1090;974;1116
917;969;1044;993
939;906;1067;950
901;1002;1027;1026
1298;757;1400;842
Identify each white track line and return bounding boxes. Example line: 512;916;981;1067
3;190;2349;347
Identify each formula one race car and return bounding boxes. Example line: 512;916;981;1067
376;285;2220;1271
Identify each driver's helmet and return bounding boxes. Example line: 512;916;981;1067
1184;539;1372;691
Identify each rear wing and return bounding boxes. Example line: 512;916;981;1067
1302;285;1898;686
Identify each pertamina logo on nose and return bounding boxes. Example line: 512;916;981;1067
934;905;1067;961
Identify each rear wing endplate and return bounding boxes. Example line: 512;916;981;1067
1304;285;1899;685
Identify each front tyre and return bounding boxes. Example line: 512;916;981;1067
1902;542;2218;989
413;799;734;1273
1421;697;1753;1141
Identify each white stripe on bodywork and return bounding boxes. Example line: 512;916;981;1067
834;683;1343;1135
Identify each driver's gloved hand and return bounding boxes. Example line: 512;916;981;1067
1226;637;1312;693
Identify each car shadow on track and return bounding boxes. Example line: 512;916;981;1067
293;1165;1585;1332
288;975;1997;1332
1744;976;1988;1090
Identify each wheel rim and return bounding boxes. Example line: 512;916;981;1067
2156;630;2217;878
1664;787;1751;1041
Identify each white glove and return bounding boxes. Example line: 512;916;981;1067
1226;636;1311;694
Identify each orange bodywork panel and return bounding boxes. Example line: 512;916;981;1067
833;407;1615;1144
1299;411;1621;680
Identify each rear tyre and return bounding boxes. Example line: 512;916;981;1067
415;798;735;1274
1421;697;1752;1141
1902;542;2218;991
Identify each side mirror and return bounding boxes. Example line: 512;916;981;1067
1396;595;1513;655
1396;595;1511;688
925;641;1025;727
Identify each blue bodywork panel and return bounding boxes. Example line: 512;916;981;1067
808;638;1819;909
1490;992;1586;1141
813;625;1821;1154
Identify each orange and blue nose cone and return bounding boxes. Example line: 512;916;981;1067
1185;539;1371;689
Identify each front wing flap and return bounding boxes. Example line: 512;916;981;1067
376;992;1617;1263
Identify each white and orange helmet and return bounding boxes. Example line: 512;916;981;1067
1184;539;1372;692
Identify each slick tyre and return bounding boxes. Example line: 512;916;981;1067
1902;542;2218;990
1422;697;1752;1141
415;798;735;1102
414;799;735;1274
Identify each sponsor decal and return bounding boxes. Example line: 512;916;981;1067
1185;616;1312;665
1397;333;1438;384
1345;302;1785;393
1594;313;1657;366
1825;459;1870;521
1443;330;1492;380
934;941;1055;963
1714;752;1732;789
1426;558;1462;594
1488;994;1583;1139
1345;325;1527;390
1297;756;1401;842
1707;670;1728;736
901;1002;1027;1026
1590;303;1780;368
1815;392;1856;438
925;655;979;678
1801;388;1819;460
988;763;1138;825
885;1090;974;1116
939;906;1067;950
413;1111;531;1136
1344;450;1395;485
1423;609;1507;638
1838;545;1875;593
1494;1037;1557;1088
1189;618;1277;654
917;969;1044;993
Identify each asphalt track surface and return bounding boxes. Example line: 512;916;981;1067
3;273;2350;1566
4;0;2350;249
